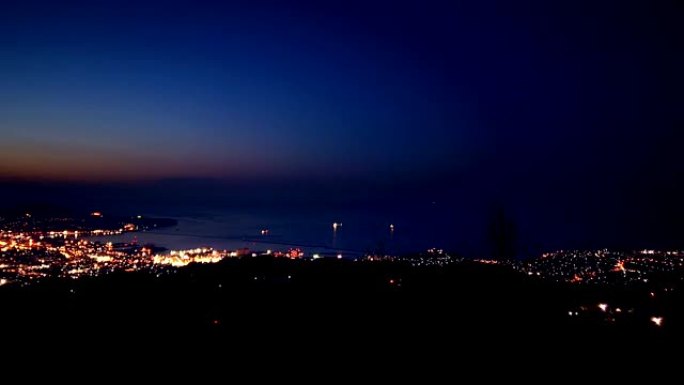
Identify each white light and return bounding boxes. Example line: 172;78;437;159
313;254;321;259
651;316;663;327
598;303;608;312
337;254;342;259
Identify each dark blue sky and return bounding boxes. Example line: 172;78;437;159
0;0;465;179
1;0;679;181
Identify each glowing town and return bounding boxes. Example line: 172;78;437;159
2;211;683;291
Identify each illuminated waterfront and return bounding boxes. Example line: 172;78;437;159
0;212;363;286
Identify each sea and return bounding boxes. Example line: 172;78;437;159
85;204;486;257
9;179;677;258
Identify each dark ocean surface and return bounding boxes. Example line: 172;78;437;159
87;205;474;257
4;179;682;257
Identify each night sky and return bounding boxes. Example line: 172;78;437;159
0;1;682;251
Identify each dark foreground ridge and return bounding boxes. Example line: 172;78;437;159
1;256;680;348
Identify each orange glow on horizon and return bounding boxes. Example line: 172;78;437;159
0;139;254;182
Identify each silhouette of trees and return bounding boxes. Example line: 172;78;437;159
489;207;517;260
